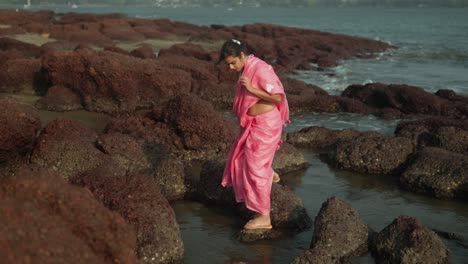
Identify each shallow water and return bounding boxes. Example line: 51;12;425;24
173;116;468;263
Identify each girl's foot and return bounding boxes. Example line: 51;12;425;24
244;215;272;230
273;172;280;183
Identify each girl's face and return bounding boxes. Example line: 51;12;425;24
224;52;247;72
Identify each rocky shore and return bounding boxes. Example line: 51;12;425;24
1;9;466;263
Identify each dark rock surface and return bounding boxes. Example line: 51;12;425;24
395;117;468;154
287;126;382;150
327;135;415;175
399;147;468;200
371;215;449;264
343;83;465;118
294;197;369;263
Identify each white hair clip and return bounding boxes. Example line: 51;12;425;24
232;39;241;45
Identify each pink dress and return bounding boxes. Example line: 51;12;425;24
221;55;289;215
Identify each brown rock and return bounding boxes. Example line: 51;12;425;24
42;49;192;115
0;166;137;264
71;166;184;263
96;132;187;201
0;96;41;165
30;118;110;179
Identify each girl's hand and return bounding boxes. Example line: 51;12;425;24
239;76;253;92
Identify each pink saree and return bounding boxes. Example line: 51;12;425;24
221;55;289;215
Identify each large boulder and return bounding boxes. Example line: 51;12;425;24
96;132;187;201
433;126;468;155
287;126;382;150
342;83;464;118
30;118;110;179
272;142;309;175
399;147;468;200
0;58;42;93
151;95;237;160
0;166;137;264
71;167;184;264
293;197;370;263
327;136;415;175
41;49;192;115
35;85;83;111
395;117;468;154
371;216;449;264
0;96;41;166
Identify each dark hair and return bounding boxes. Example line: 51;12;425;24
218;39;247;64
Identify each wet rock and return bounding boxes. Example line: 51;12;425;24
0;58;42;93
0;166;137;264
395;117;468;151
327;136;415;175
30;118;110;179
269;184;312;231
435;89;468;117
342;83;463;118
399;147;468;200
71;166;184;264
96;132;187;201
42;49;192;115
433;126;468;155
195;160;237;207
0;96;41;165
292;248;335;264
238;228;283;242
296;197;369;263
130;43;156;59
371;215;449;264
272;142;309;175
197;160;312;233
287;126;381;150
35;85;83;111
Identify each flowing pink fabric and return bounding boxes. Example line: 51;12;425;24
221;55;289;215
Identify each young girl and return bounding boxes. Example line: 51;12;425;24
219;39;289;230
